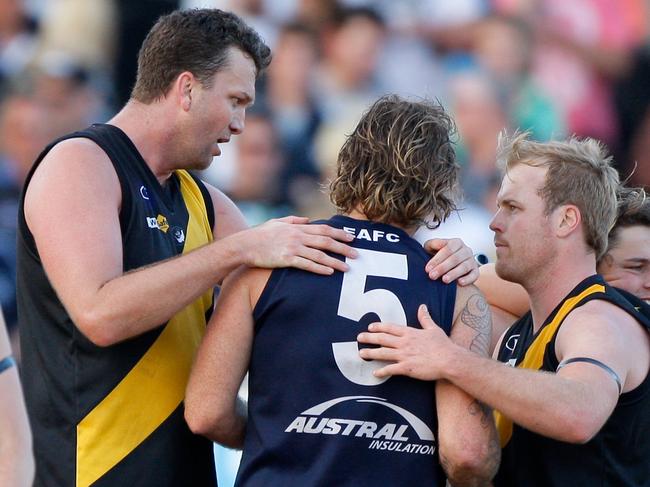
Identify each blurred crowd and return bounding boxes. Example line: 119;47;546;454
0;0;649;340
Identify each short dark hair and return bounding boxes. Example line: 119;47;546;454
606;187;650;252
330;95;459;229
132;9;272;103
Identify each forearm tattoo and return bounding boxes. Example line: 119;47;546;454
460;293;492;355
468;399;492;429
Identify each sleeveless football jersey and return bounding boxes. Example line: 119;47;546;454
494;275;650;487
235;215;457;487
17;124;217;486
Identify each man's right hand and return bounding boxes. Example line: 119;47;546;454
237;216;358;275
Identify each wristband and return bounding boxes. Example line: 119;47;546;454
0;355;16;375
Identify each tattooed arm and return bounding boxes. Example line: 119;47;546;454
436;285;500;486
357;286;499;485
359;290;640;443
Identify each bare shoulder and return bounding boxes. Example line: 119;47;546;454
26;139;118;202
31;137;114;178
562;299;643;339
221;266;272;308
25;138;120;226
558;300;650;390
202;181;247;239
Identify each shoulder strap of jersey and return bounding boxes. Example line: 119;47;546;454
184;171;215;231
609;287;650;329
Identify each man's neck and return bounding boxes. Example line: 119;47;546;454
525;257;597;332
108;101;176;184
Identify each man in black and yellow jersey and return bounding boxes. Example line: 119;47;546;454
17;8;479;487
359;132;650;486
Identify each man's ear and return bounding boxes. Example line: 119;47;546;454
555;204;581;238
175;71;195;111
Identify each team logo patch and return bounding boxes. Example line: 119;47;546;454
139;185;150;200
285;395;436;455
146;214;170;234
156;214;169;233
171;226;185;244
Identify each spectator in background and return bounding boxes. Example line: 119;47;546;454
113;0;180;106
614;43;650;187
30;52;109;135
264;22;322;213
449;71;505;209
472;14;563;141
0;0;39;98
0;305;34;487
495;0;647;146
219;0;279;48
293;0;339;36
0;92;55;335
225;108;291;225
36;0;116;78
313;6;387;188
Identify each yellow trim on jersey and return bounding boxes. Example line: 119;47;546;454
76;171;214;487
495;283;605;448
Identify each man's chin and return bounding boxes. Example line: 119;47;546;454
494;261;520;284
188;156;214;171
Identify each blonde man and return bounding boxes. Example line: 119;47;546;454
360;132;650;486
186;96;500;486
479;187;650;353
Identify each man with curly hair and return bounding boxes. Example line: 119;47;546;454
186;95;500;486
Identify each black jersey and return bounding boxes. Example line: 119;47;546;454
17;124;217;486
494;275;650;487
235;215;457;487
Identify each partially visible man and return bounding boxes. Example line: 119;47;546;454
598;187;650;302
359;133;650;486
185;95;500;486
0;307;33;487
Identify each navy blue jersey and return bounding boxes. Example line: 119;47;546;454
235;215;457;487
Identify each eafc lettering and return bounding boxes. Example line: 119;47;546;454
343;226;400;243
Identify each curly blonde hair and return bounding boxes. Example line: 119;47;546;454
329;95;459;229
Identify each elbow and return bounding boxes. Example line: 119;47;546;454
74;308;118;347
184;402;214;438
440;440;500;486
184;399;225;441
556;414;601;444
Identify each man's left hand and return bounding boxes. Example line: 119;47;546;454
424;238;479;286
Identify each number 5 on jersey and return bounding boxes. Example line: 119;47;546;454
332;248;408;385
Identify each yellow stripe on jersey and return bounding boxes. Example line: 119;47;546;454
495;283;605;448
76;171;214;487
